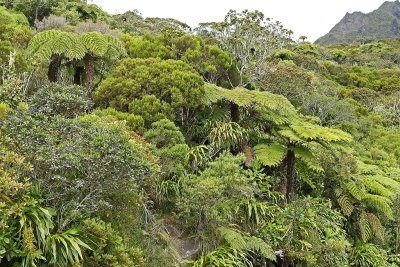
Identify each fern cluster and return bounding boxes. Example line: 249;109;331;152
26;29;126;62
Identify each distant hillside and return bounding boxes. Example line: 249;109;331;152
316;0;400;44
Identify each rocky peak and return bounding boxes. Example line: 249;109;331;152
316;1;400;44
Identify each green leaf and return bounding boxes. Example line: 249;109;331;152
254;143;286;167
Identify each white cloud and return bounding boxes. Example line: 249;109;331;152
90;0;389;41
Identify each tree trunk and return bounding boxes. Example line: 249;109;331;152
230;102;240;122
84;54;95;90
279;155;288;196
47;56;61;82
230;102;249;155
285;150;296;203
74;66;84;85
276;253;292;267
279;176;287;196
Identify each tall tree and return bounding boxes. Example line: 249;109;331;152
204;83;352;202
197;9;292;88
197;10;293;123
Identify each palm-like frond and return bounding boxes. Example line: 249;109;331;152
218;227;276;261
253;143;286;167
292;146;324;172
26;30;126;62
359;210;372;242
335;189;354;217
203;83;296;125
363;194;393;219
26;30;86;61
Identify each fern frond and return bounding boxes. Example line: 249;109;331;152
253;143;286;167
218;227;276;261
55;32;86;59
359;210;372;242
362;177;391;198
81;32;109;57
203;83;296;124
192;246;251;267
366;213;384;242
104;34;127;57
26;30;86;61
357;161;383;175
290;121;352;143
362;194;393;219
278;128;302;143
369;175;400;194
26;30;62;60
335;189;354;217
346;181;366;201
292;146;324;172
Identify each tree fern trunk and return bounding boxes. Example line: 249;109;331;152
279;177;287;196
231;102;240;122
279;156;288;196
85;54;95;90
276;254;291;267
74;66;84;85
48;56;61;82
230;102;245;154
286;150;296;203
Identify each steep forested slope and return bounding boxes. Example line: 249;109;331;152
1;1;400;267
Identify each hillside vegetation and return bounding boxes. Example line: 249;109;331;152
1;1;400;266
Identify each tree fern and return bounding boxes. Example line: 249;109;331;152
203;83;297;124
192;246;251;267
346;181;366;201
80;32;126;58
26;30;126;86
335;189;354;217
289;121;353;143
359;210;372;242
366;212;385;242
292;146;324;173
218;227;276;261
363;194;393;219
26;30;86;61
369;174;400;193
253;143;286;167
363;177;391;197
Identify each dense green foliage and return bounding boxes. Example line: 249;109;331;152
1;1;400;266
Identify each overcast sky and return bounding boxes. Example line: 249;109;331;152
91;0;390;42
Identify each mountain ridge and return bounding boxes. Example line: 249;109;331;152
316;0;400;44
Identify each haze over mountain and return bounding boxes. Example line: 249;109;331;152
316;0;400;44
